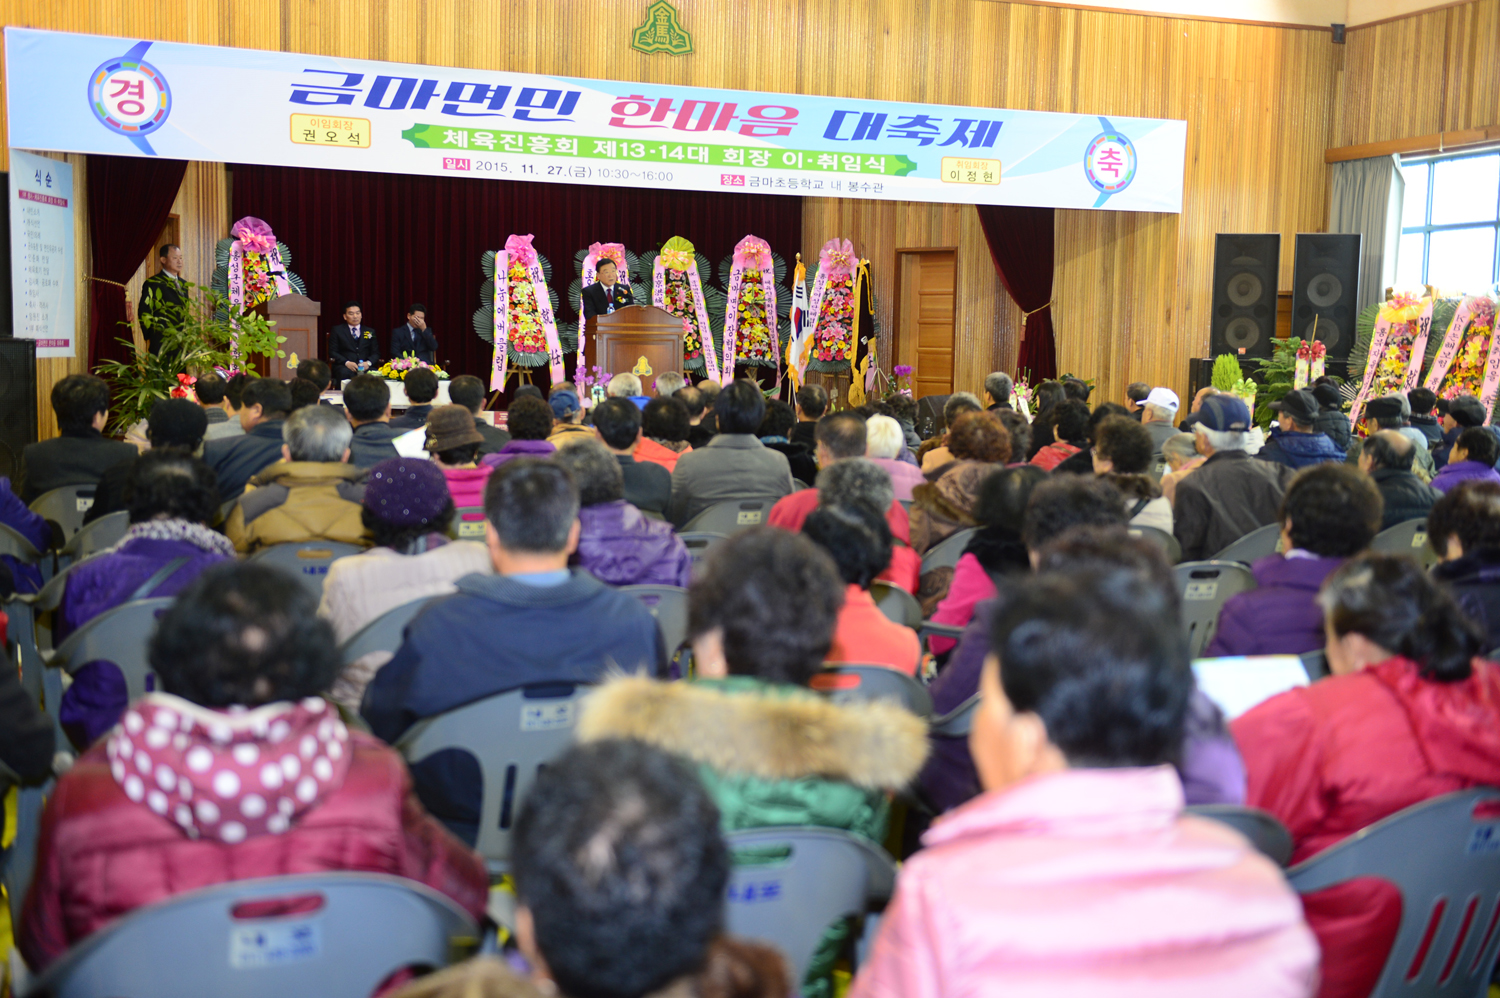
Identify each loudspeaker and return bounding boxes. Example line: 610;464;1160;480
1210;234;1281;363
1292;233;1361;373
0;338;37;483
915;394;951;439
1187;358;1215;402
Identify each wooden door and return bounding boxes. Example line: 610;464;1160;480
895;249;957;399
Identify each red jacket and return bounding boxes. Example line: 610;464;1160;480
768;489;920;593
21;711;488;970
1232;657;1500;998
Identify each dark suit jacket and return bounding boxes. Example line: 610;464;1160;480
475;418;511;456
202;421;287;502
328;324;382;381
137;272;189;355
20;430;139;503
390;323;438;364
581;282;635;318
617;455;671;515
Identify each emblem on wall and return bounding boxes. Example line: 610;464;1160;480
1083;117;1137;207
87;40;171;156
632;0;694;56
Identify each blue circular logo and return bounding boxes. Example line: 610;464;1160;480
88;54;172;139
1084;131;1136;194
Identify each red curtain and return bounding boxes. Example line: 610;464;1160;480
230;165;803;386
975;204;1057;381
86;155;188;369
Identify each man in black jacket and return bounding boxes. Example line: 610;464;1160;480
593;397;671;515
136;244;188;355
448;374;510;455
580;259;634;318
344;374;404;468
21;375;137;502
389;303;438;364
1358;429;1440;530
328;301;381;386
202;378;292;502
390;367;440;430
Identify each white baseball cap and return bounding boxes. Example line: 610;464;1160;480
1144;387;1180;412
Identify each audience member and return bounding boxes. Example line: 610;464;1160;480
296;357;332;396
803;503;921;674
204;377;298;501
1061;376;1091;402
20;561;488;972
1407;385;1443;446
389;367;441;430
637;395;693;473
553;439;691;588
546;388;590;446
286;377;321;413
866;414;925;500
1139;386;1181;456
448;374;510;455
1176;385;1219;433
792;383;828;448
652;370;687;397
1206;464;1382;657
1433;394;1490;468
770;413;873;528
668;380;794;527
425;404;492;508
1428;481;1500;649
1029;399;1090;470
1093;415;1172;532
592;397;672;515
1233;553;1500;998
1312;381;1352;453
1159;431;1204;504
85;397;207;524
0;474;47;594
202;372;248;441
1431;425;1500;492
1358;429;1439;529
226;404;367;553
321;458;488;711
757;398;819;484
994;408;1031;465
481;396;557;467
677;385;716;450
606;371;650;410
920;392;983;471
982;372;1013;411
21;374;137;502
910;410;1007;554
195;372;232;428
343;373;403;469
1259;388;1345;469
1351;395;1437;480
576;527;927;998
1124;380;1150;419
1175;395;1294;561
363;459;664;844
0;642;53;787
884;391;922;451
1050;401;1130;475
856;566;1317;998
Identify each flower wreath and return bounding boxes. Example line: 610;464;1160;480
718;236;791;376
805;238;873;379
1425;294;1500;418
644;237;726;382
210;217;307;366
472;235;564;389
1349;293;1432;427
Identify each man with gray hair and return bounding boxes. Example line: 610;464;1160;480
983;373;1013;411
607;372;644;399
225;403;367;553
652;371;686;397
1173;395;1295;561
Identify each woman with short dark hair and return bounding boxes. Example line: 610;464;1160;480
803;502;921;674
1429;480;1500;648
1093;416;1172;533
480;395;557;468
551;439;691;587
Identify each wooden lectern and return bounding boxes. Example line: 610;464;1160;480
585;305;685;381
253;294;322;380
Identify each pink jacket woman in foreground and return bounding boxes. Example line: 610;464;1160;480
851;562;1319;998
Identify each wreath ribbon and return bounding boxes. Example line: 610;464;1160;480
723;236;778;385
492;244;566;390
653;253;720;384
1351;298;1433;427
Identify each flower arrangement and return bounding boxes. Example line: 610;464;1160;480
473;237;564;389
377;355;450;381
721;235;787;374
1294;340;1327;388
1434;297;1496;401
574;364;614;407
209;218;307;365
170;373;197;401
651;237;721;381
806;239;871;375
891;364;914;394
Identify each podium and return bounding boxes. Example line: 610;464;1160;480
253;294;322;380
585;306;685;382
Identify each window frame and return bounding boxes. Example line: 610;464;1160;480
1399;148;1500;290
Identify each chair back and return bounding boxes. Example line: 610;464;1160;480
29;485;98;543
677;531;728;577
811;664;933;719
930;693;980;737
0;522;43;564
1372;517;1440;569
869;582;922;629
451;506;487;541
919;620;966;656
338;597;435;666
396;684;591;873
60;511;129;563
1129;524;1183;564
49;597;174;703
620;585;689;655
24;872;477;998
1210;522;1283;564
724;826;897;985
1301;649;1330;681
249;541;365;596
1185;804;1294;866
1174;560;1258;658
920;527;978;575
1287;788;1500;998
681;499;773;534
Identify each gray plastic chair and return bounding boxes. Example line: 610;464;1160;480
0;521;44;565
677;531;729;577
930;693;980;737
1129;524;1183;564
1186;804;1294;866
681;499;774;534
396;684;592;874
23;872;478;998
869;582;922;629
450;505;487;542
249;541;365;596
59;510;128;564
1371;517;1440;569
46;598;175;730
919;527;977;575
1287;788;1500;998
1210;522;1283;564
812;664;933;718
1174;560;1258;658
919;620;966;655
29;484;98;544
724;826;897;985
1301;649;1330;681
338;597;435;667
620;585;689;655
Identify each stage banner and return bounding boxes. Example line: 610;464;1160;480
8;149;75;358
6;28;1187;213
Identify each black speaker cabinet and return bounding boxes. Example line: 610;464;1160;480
1187;358;1215;402
1292;233;1361;371
0;338;36;483
915;393;951;439
1211;234;1281;363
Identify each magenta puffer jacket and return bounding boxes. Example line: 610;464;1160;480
441;465;493;510
852;767;1319;998
576;500;692;588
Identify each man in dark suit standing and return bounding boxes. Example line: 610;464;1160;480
580;259;634;319
389;303;438;364
136;244;189;355
328;301;381;387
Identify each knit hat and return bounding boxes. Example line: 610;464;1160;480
148;398;209;448
363;457;452;528
550;389;581;420
1450;395;1488;428
424;404;484;453
1311;383;1341;408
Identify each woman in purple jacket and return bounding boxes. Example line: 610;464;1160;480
0;475;51;593
552;439;691;588
1431;426;1500;493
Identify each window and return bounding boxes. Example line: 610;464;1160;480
1397;151;1500;293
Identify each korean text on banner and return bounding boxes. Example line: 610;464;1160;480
9;149;75;358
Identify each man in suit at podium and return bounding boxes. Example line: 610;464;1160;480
328;300;381;386
580;259;634;318
390;303;438;364
137;244;188;355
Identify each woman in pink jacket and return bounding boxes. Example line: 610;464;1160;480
852;567;1319;998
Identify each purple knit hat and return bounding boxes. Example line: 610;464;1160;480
363;457;452;528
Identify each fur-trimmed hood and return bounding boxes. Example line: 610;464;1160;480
576;675;929;790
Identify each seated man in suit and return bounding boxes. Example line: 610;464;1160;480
667;379;794;528
328;300;380;386
21;374;138;502
361;458;665;845
592;397;671;515
202;377;294;503
580;259;634;318
389;303;438;364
